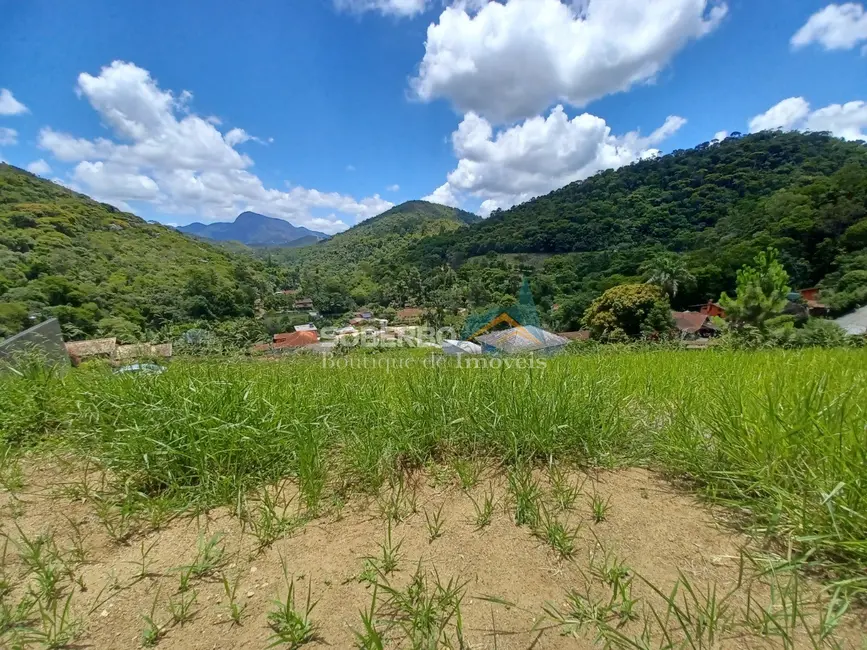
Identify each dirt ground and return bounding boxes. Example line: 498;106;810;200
1;460;864;649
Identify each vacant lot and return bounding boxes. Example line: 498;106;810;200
1;349;866;647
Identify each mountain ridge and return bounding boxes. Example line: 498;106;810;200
178;211;330;247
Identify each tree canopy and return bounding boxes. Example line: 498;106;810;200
0;164;279;340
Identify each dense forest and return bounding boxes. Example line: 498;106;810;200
258;201;481;315
2;131;866;342
407;132;867;326
0;164;284;340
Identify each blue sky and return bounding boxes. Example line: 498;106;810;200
1;0;865;233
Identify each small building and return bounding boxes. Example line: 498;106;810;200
293;323;318;332
672;311;718;338
65;337;117;359
64;337;172;362
349;317;365;326
274;329;319;344
115;342;173;361
396;307;424;323
273;331;319;348
293;298;314;310
797;288;829;316
695;301;726;318
354;310;374;319
798;287;820;302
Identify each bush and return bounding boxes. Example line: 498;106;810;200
582;284;673;341
795;319;853;348
721;318;857;350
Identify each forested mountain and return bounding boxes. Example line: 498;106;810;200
0;164;281;340
178;211;329;246
405;132;867;326
264;201;482;313
3;132;866;340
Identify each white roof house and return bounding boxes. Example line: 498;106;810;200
294;323;318;332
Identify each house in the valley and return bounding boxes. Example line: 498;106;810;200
396;307;424;324
272;330;319;348
65;337;118;360
672;311;719;339
65;337;172;362
115;343;173;361
797;287;830;316
694;301;726;318
293;298;314;310
293;323;318;332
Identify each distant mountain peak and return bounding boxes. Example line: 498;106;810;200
177;212;329;247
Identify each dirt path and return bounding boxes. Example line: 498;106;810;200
1;460;864;649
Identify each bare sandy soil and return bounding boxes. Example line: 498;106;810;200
1;460;864;649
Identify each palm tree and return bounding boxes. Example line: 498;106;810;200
641;253;695;298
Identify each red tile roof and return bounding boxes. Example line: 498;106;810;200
272;331;319;348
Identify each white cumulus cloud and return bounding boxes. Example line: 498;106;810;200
387;184;400;192
333;0;428;17
0;89;28;116
749;97;811;133
0;127;17;146
424;105;686;214
749;97;867;140
411;0;727;122
791;3;867;50
26;159;52;175
37;61;391;233
423;182;461;207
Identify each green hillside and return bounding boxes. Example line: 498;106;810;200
407;132;867;325
4;132;866;338
0;164;278;340
265;200;481;313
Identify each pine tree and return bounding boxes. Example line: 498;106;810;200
719;248;791;331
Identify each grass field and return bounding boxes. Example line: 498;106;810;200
1;348;866;647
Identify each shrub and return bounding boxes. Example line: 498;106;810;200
795;319;853;348
582;284;673;341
